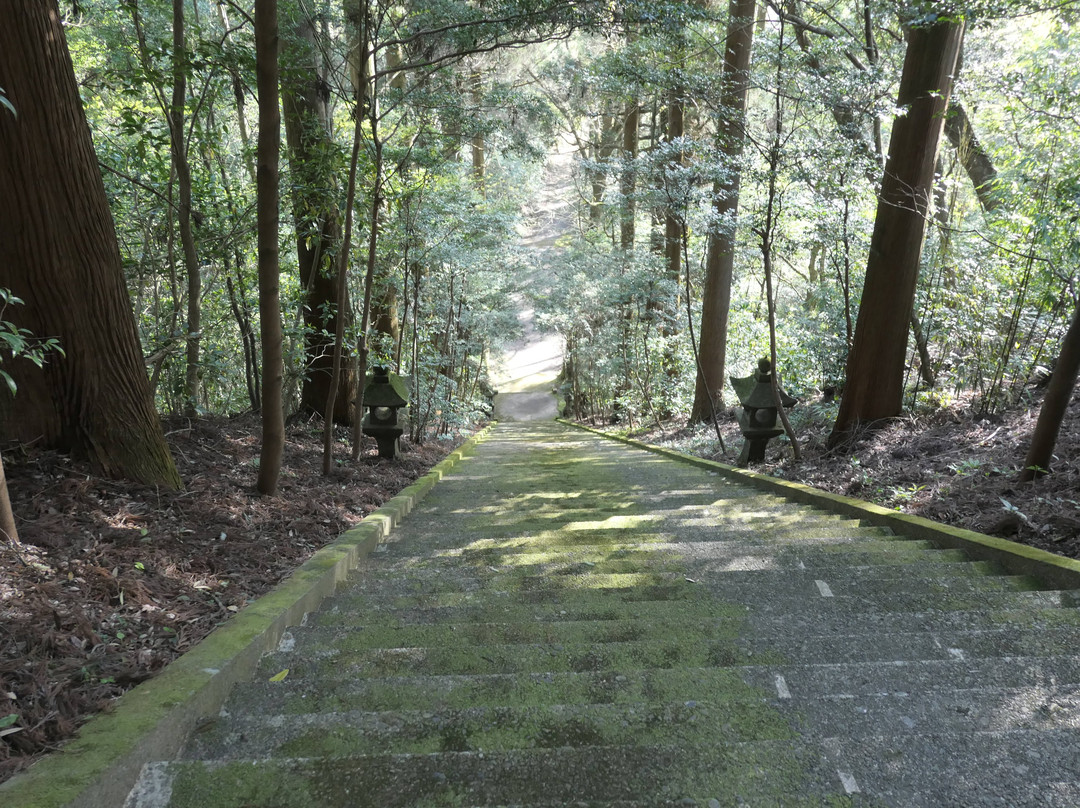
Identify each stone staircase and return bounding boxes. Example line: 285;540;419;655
124;422;1080;807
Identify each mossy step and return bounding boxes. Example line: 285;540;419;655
412;540;968;572
345;560;1005;595
365;556;995;588
788;683;1080;738
821;727;1080;806
281;613;744;652
432;525;894;554
185;697;793;761
268;624;1080;678
311;600;1080;639
328;571;1035;615
699;574;1043;615
741;626;1080;666
131;740;852;808
739;653;1080;699
312;595;746;629
253;636;788;679
328;579;712;611
748;603;1080;637
222;665;765;716
318;579;1061;628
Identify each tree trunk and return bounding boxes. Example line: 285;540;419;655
1019;299;1080;480
944;100;1000;214
619;101;639;251
689;0;755;424
470;70;486;195
0;449;19;543
256;0;284;495
169;0;203;418
281;10;354;423
0;0;181;489
830;19;964;444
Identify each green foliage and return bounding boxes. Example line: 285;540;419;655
0;290;63;397
52;0;1080;441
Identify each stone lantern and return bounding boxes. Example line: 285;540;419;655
361;366;409;459
730;357;797;467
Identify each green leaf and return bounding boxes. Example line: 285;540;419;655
0;370;15;397
0;714;18;729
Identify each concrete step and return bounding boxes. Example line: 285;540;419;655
251;636;789;679
222;655;1080;718
184;696;791;761
323;572;1040;617
341;560;1013;594
261;623;1080;680
786;683;1080;737
126;740;850;808
395;538;969;573
820;727;1080;807
281;614;743;652
313;587;1079;629
433;524;895;553
741;654;1080;699
363;554;1003;588
219;667;768;716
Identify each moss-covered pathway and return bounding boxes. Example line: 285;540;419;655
123;421;1080;807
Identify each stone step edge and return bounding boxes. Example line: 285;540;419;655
0;426;497;808
199;680;1078;730
562;420;1080;592
227;652;1080;695
137;728;1080;790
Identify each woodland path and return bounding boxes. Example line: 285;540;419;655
490;140;574;422
126;420;1080;807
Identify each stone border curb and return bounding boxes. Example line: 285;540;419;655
0;426;494;808
562;420;1080;592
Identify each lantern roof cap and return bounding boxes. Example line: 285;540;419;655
365;366;409;407
730;358;797;409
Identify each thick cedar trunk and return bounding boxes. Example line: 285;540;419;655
256;0;284;495
689;0;755;424
0;0;181;489
830;20;964;444
1019;299;1080;480
281;11;354;423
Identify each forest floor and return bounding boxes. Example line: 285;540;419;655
0;415;462;784
596;387;1080;562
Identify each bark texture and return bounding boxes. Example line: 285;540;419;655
281;10;354;423
830;20;964;444
256;0;285;495
0;0;181;489
689;0;756;424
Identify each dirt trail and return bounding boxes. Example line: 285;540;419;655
491;140;574;421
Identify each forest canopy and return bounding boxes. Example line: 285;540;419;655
1;0;1078;479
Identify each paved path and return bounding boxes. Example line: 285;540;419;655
489;139;573;422
127;422;1080;807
